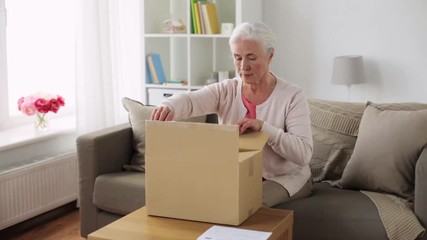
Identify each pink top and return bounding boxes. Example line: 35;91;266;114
242;95;256;119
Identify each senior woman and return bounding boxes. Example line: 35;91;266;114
151;21;313;207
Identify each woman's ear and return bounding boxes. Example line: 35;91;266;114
268;49;274;63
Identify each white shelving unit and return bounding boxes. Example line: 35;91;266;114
143;0;261;105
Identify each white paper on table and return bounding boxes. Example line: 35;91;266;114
197;225;272;240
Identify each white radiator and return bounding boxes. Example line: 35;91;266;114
0;152;78;230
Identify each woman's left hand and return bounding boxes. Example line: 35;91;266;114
237;118;264;134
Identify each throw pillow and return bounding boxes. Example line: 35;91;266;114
308;99;365;182
310;125;357;182
340;103;427;200
368;101;427;111
309;98;365;137
122;97;155;172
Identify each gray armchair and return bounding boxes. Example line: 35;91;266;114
77;123;144;237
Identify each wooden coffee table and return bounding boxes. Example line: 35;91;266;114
88;207;293;240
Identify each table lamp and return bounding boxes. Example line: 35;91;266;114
331;55;365;101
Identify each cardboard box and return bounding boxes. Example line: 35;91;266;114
145;120;269;225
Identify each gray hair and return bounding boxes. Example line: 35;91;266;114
229;22;276;53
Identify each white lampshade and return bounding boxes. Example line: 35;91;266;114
331;55;365;85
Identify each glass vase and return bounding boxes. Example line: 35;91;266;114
34;113;49;131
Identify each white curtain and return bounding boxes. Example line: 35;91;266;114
75;0;144;134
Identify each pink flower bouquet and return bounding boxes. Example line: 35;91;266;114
18;92;65;130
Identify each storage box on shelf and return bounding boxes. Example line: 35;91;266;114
147;88;188;106
143;0;261;105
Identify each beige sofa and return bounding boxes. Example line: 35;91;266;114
77;98;427;239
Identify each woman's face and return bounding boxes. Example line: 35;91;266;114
231;38;273;85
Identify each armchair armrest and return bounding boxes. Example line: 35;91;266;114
77;123;133;176
76;123;133;236
415;147;427;230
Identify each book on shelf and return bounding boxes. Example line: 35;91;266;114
197;0;207;34
193;2;201;34
191;0;220;35
146;53;167;84
163;79;188;87
147;55;159;84
190;0;198;34
201;2;220;34
145;60;153;84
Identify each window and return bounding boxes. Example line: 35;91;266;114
0;0;75;130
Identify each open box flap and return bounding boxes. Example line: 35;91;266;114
239;131;269;151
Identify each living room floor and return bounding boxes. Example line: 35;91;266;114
1;202;84;240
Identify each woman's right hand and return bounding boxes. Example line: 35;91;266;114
150;106;175;121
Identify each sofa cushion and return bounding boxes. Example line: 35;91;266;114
275;182;387;240
340;103;427;200
94;171;146;215
308;99;365;182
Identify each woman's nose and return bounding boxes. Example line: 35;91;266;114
241;59;250;71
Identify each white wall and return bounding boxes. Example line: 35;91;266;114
263;0;427;103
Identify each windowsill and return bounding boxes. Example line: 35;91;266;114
0;115;77;152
